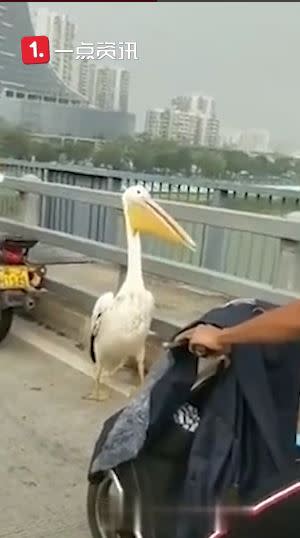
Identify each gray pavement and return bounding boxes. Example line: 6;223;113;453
0;334;124;538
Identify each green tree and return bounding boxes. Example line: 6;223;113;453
62;141;93;163
154;150;176;172
223;150;250;174
132;143;155;172
195;151;226;178
93;142;124;169
174;147;192;175
248;155;271;176
272;157;292;175
0;127;32;160
74;142;93;163
30;141;59;162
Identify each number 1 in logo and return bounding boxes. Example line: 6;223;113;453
21;36;50;65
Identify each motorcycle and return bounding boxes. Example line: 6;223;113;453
87;437;300;538
0;235;46;342
86;361;300;538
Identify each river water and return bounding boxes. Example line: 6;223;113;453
206;195;298;216
134;181;300;217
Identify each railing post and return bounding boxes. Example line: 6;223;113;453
37;167;48;228
103;176;122;245
212;188;228;207
201;188;228;271
18;173;42;226
274;212;300;291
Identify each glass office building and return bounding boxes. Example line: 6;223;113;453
0;3;135;139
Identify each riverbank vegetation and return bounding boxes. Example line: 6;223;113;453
0;123;298;182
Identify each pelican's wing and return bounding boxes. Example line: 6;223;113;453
90;291;114;363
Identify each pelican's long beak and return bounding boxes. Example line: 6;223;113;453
127;198;196;250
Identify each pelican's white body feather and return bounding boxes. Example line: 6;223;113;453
91;291;114;336
91;287;154;373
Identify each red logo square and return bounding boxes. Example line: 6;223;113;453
21;36;50;65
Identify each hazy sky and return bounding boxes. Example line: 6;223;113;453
30;2;300;149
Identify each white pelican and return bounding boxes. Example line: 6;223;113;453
86;185;195;401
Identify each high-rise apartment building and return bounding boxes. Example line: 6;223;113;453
172;94;219;147
145;93;218;147
145;108;202;145
72;59;95;103
172;95;215;117
204;117;220;148
238;129;270;153
219;128;242;149
94;67;117;110
33;7;76;88
145;109;165;138
117;69;130;113
168;109;202;145
93;67;130;112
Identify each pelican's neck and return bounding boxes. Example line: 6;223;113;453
122;205;144;290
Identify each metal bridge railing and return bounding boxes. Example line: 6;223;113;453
1;158;300;205
0;172;299;306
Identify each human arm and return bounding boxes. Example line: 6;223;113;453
175;300;300;353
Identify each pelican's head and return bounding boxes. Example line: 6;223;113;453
122;185;196;250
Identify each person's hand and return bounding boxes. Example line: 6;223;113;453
174;325;230;357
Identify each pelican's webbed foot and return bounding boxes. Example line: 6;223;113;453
82;382;111;402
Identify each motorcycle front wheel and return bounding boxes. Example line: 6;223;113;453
87;468;138;538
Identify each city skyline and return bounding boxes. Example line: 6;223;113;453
30;4;269;152
29;2;300;152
